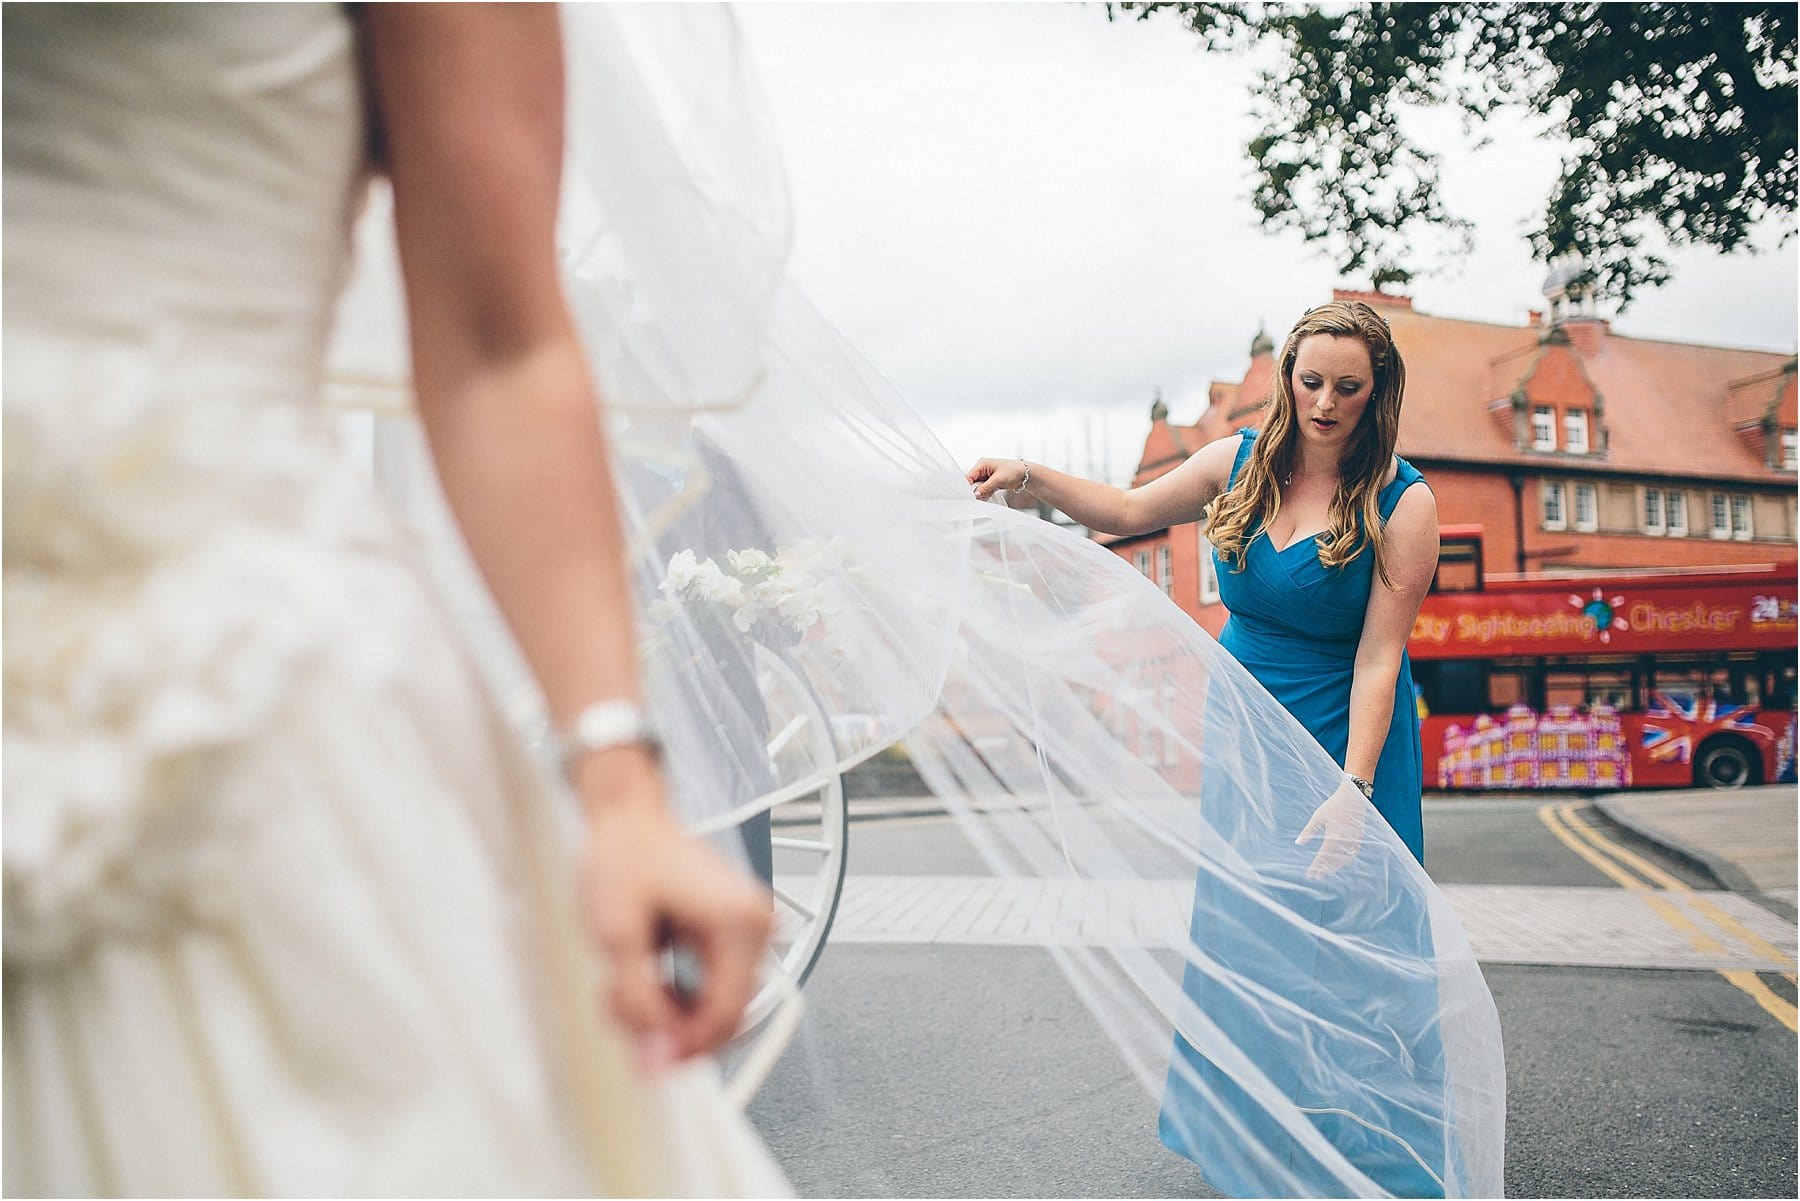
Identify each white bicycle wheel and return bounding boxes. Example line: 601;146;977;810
734;644;849;1041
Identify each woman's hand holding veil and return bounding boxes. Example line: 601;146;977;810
1296;776;1371;880
966;458;1029;500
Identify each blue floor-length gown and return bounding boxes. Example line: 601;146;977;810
1158;429;1449;1197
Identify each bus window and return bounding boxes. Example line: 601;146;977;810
1546;666;1636;710
1728;662;1762;708
1488;667;1530;710
1648;660;1728;708
1414;659;1490;712
1759;653;1796;709
1545;671;1585;709
1595;671;1637;711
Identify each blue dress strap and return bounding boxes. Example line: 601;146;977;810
1378;455;1427;522
1227;428;1258;488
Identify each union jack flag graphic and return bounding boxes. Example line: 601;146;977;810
1641;691;1773;764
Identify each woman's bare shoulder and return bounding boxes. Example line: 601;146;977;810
1193;430;1248;483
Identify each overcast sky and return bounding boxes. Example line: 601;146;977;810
333;2;1798;485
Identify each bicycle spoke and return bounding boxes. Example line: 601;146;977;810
766;714;808;757
771;882;817;921
771;835;831;854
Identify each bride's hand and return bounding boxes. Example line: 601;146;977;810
967;458;1025;500
576;750;772;1074
1295;776;1370;881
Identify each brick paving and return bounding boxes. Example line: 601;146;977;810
777;875;1798;973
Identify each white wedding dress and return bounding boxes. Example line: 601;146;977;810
2;5;788;1196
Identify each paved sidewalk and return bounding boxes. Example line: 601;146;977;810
1595;784;1798;914
823;786;1800;917
781;874;1798;973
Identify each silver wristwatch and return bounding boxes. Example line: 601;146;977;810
557;700;662;782
1348;774;1375;801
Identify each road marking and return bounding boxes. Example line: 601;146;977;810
1557;803;1795;969
1538;801;1798;1033
1722;969;1800;1030
1537;803;1643;890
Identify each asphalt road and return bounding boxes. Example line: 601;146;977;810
743;798;1798;1198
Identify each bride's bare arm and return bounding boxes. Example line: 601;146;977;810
364;4;768;1069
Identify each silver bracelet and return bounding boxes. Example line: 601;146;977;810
1348;773;1375;800
1015;459;1032;493
557;699;662;782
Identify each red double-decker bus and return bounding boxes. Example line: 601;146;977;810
1410;530;1797;791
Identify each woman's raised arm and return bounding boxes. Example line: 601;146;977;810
967;430;1242;536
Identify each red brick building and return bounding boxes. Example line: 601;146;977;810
1107;287;1799;637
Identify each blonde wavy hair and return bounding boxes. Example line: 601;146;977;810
1205;301;1407;587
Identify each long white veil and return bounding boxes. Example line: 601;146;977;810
437;6;1507;1196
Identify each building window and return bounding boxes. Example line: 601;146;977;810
1575;483;1598;532
1711;492;1730;539
1666;490;1688;537
1197;530;1221;604
1541;480;1567;530
1155;545;1173;596
1731;494;1753;540
1532;407;1556;451
1564;409;1590;453
1134;549;1151;575
1642;488;1665;535
1783;429;1798;471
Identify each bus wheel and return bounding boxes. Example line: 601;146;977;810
1695;738;1756;790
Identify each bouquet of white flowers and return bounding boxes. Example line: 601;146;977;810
651;541;840;642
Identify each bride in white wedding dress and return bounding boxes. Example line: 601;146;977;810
3;5;787;1195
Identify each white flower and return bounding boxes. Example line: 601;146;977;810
690;561;747;607
649;542;841;639
754;576;822;633
660;549;700;598
779;601;821;633
728;547;774;578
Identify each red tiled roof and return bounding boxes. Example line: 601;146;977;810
1726;362;1797;428
1382;306;1793;484
1181;300;1793;488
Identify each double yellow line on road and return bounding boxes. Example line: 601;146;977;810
1538;800;1798;1033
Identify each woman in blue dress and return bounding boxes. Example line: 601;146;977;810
968;300;1445;1195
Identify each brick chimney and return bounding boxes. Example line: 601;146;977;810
1563;317;1610;356
1332;288;1414;311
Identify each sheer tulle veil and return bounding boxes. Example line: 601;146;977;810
446;6;1506;1196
